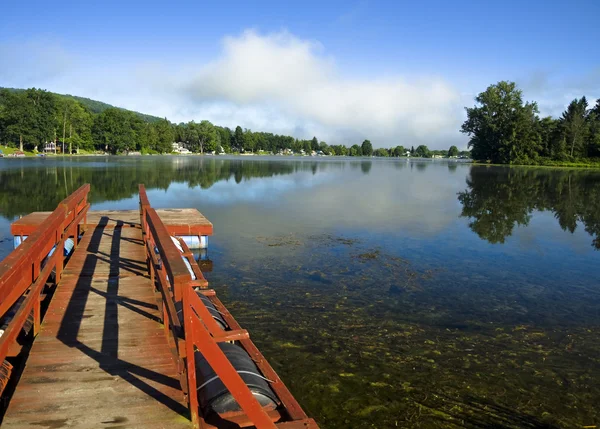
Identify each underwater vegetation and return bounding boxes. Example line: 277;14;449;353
208;232;600;429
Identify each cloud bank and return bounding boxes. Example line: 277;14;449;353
184;30;464;147
2;31;469;148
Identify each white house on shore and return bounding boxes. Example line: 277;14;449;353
172;142;191;154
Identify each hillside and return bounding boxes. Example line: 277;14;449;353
0;87;162;123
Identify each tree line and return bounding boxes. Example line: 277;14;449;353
462;81;600;164
1;87;470;157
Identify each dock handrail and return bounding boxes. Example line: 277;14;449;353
0;184;90;389
138;185;317;429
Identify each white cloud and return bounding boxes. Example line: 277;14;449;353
184;30;464;147
1;31;470;148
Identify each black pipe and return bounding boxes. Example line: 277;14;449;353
195;342;279;416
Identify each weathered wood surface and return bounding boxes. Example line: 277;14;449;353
11;209;213;237
3;218;192;429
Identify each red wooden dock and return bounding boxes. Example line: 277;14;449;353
3;219;191;428
0;185;318;429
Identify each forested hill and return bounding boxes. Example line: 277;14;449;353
0;87;162;123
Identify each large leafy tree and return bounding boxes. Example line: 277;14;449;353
349;144;362;156
587;99;600;158
154;118;174;153
0;88;57;150
233;126;244;151
311;136;319;151
415;145;430;158
197;120;219;153
560;97;589;157
461;81;541;164
216;126;232;153
447;145;459;157
92;108;137;153
66;101;94;152
242;129;256;152
392;145;405;157
361;140;373;156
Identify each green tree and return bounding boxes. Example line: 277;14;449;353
587;99;600;158
311;136;319;151
66;102;94;152
0;88;57;151
318;141;329;154
447;145;459;157
142;124;159;153
216;126;232;153
561;97;589;158
461;81;541;164
415;145;430;158
537;116;560;158
197;120;219;153
303;140;312;153
349;144;362;156
92;108;136;153
392;145;405;157
154;118;174;153
361;140;373;157
242;129;256;152
233;126;244;151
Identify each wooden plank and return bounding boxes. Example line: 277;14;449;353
155;209;213;236
3;218;192;429
11;209;213;237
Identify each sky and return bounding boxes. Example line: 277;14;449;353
1;0;599;149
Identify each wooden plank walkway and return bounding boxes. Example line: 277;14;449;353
3;217;192;429
11;209;213;238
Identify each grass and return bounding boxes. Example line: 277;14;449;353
0;146;36;156
473;158;600;170
0;146;104;157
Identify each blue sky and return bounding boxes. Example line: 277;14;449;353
1;0;599;148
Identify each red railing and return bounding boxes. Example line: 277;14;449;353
0;184;90;393
138;185;318;429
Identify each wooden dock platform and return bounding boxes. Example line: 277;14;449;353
11;209;213;238
0;185;319;429
2;216;192;428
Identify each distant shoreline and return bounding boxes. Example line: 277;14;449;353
471;160;600;170
0;151;470;161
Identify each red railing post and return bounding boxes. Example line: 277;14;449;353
33;292;41;335
0;184;90;395
183;283;200;428
136;184;317;429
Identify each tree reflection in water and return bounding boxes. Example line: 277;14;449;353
458;166;600;249
0;157;335;219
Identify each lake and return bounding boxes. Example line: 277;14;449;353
1;156;599;428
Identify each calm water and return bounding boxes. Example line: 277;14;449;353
1;156;600;428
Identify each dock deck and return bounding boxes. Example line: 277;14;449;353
0;185;318;429
11;208;213;238
2;215;192;428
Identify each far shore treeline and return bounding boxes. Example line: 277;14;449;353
4;83;599;166
0;87;467;158
462;81;600;166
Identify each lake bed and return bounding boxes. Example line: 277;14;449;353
1;156;599;428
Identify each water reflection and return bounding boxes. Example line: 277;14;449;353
1;157;600;427
458;166;600;249
0;157;341;219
